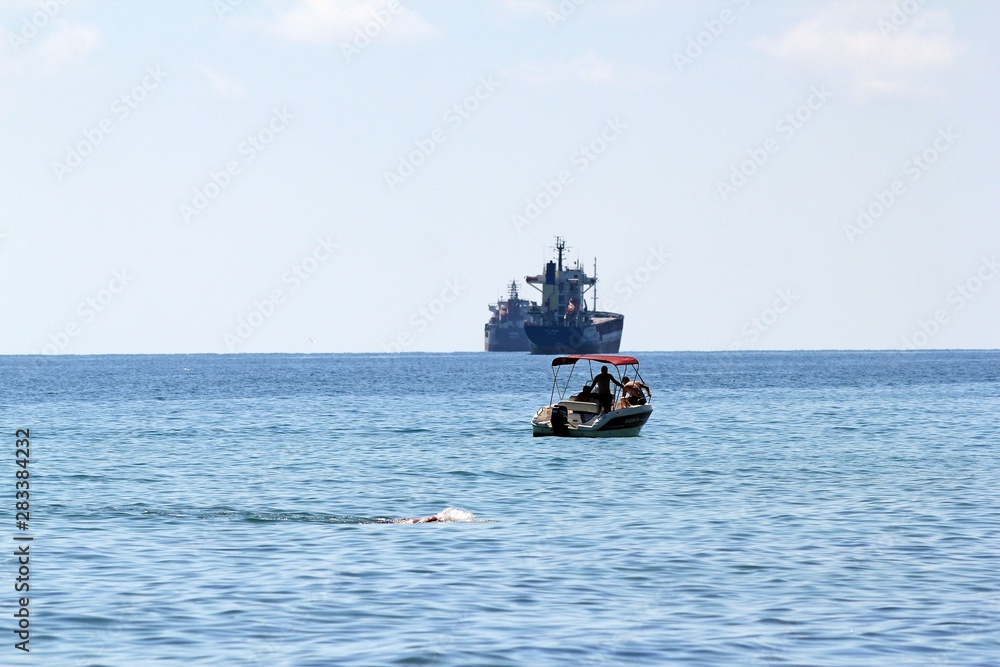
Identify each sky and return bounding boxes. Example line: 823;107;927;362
1;0;998;354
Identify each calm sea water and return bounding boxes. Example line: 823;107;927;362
3;351;1000;666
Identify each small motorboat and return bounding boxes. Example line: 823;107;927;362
531;354;653;437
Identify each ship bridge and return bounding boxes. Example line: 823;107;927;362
525;237;598;324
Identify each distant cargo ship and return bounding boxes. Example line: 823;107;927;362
522;238;623;355
483;280;533;352
484;237;624;354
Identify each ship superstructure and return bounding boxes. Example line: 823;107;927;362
522;237;624;355
484;280;534;352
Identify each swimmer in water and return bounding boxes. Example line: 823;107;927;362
395;515;441;524
384;507;472;524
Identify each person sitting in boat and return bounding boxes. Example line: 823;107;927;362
592;366;622;413
615;376;651;410
569;383;595;402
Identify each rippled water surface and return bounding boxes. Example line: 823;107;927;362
4;351;1000;665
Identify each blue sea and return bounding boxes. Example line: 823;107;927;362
3;351;1000;666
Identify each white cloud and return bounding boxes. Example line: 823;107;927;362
1;20;100;77
265;0;435;44
32;21;100;74
0;20;98;117
755;2;961;97
499;0;553;17
516;51;615;85
198;64;246;100
500;0;659;16
504;51;659;89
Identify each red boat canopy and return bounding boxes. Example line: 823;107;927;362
551;354;639;367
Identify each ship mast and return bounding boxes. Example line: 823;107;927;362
554;236;565;272
593;257;598;311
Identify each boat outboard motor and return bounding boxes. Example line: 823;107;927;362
550;405;569;436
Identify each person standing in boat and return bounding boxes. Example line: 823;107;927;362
616;376;651;410
592;366;622;413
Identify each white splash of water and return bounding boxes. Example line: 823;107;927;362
434;507;476;522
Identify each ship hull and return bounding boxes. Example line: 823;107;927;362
524;313;623;355
484;324;530;352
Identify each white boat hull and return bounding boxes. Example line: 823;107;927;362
531;403;652;438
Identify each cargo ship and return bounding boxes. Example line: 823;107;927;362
522;237;623;355
483;280;534;351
